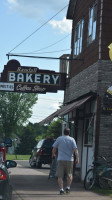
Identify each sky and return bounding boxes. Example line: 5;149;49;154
0;0;72;123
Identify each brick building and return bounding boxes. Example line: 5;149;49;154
40;0;112;180
64;0;112;180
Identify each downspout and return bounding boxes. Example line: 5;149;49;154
99;0;104;60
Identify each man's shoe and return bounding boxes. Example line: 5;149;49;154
66;188;70;193
60;190;64;195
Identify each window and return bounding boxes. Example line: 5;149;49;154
69;121;75;137
74;19;84;56
88;1;97;44
37;140;44;148
84;118;94;146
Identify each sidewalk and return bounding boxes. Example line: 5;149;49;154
12;176;112;200
11;162;111;200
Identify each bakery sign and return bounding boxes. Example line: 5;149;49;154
0;60;66;93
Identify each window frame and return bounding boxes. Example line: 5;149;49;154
84;117;94;147
88;1;97;44
74;19;84;56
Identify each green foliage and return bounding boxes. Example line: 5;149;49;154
6;154;30;160
15;122;48;154
36;133;46;141
15;119;62;155
35;119;62;141
46;118;62;139
93;186;112;197
0;92;38;138
15;135;36;155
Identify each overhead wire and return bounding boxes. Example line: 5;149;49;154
32;49;70;54
13;49;70;55
6;4;70;123
13;34;71;54
38;97;63;102
8;4;68;54
29;97;63;119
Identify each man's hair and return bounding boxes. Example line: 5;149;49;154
64;128;70;135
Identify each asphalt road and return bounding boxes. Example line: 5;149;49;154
9;160;111;200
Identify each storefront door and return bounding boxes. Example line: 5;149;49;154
81;116;95;180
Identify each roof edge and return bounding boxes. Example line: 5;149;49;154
66;0;77;19
64;91;97;104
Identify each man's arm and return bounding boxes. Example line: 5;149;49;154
74;148;79;165
52;147;57;159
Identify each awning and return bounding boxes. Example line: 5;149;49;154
39;96;92;125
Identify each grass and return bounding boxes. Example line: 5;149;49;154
6;154;30;160
93;186;112;197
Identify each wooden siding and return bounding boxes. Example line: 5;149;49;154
101;0;112;60
69;0;112;78
66;0;77;19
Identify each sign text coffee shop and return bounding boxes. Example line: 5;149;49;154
0;60;66;93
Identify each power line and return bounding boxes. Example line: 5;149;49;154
20;34;71;54
27;48;70;54
39;98;63;102
13;49;70;55
8;5;68;54
31;115;50;118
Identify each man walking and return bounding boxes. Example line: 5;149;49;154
52;128;79;195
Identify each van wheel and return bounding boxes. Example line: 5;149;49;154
36;160;42;168
29;156;36;167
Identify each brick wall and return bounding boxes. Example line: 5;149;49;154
99;115;112;159
97;60;112;159
65;60;112;102
64;61;99;103
64;60;112;159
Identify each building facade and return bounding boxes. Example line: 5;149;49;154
62;0;112;180
39;0;112;181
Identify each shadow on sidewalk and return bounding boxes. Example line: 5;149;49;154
11;173;84;193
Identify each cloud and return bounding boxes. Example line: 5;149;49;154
7;0;44;18
49;17;72;34
6;0;71;36
6;0;71;33
6;0;69;19
48;103;60;110
28;97;62;123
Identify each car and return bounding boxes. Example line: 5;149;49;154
29;138;55;168
0;159;17;200
0;138;17;200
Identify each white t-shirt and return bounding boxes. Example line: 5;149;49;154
53;135;77;161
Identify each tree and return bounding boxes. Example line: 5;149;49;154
15;123;37;155
0;92;38;138
46;118;62;138
35;119;62;141
15;120;62;155
15;122;48;154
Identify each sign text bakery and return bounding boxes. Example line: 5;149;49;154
8;72;60;85
1;60;66;93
